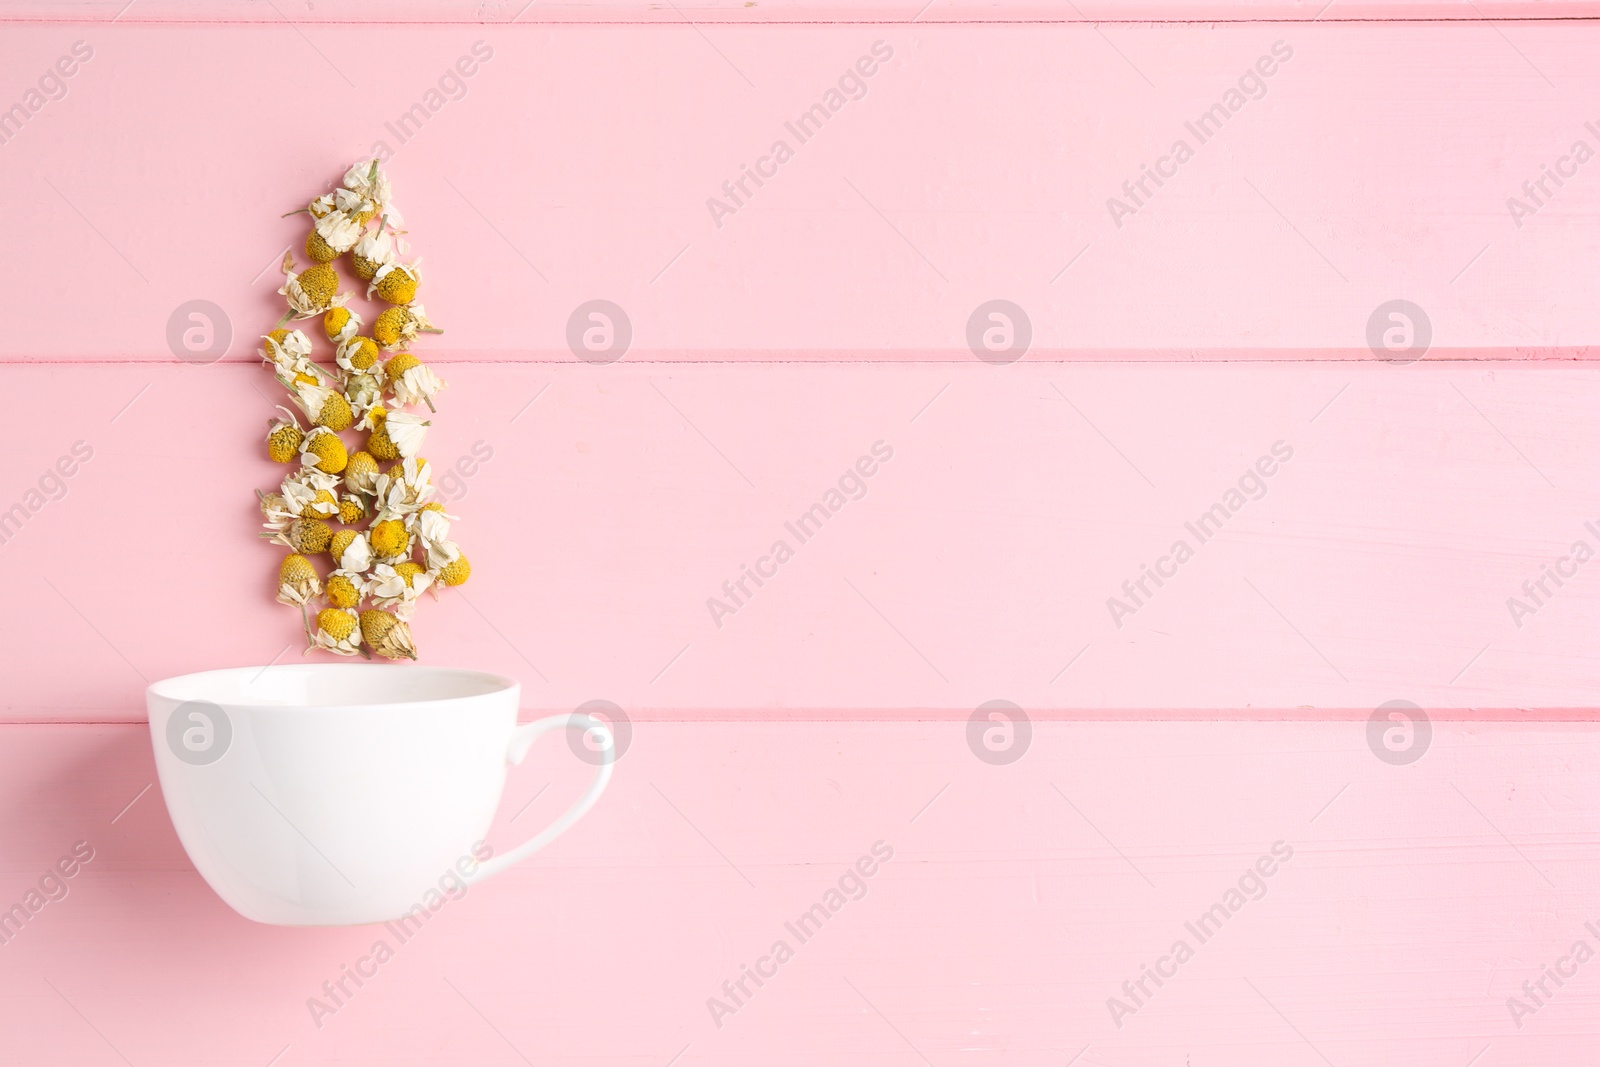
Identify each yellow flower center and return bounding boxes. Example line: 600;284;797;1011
317;608;356;641
317;392;353;431
376;269;418;305
304;489;337;516
326;575;360;610
305;230;337;263
373;307;408;347
359;608;394;642
385;353;421;378
328;528;356;560
297;264;339;306
267;425;302;463
367;424;399;461
370;519;408;558
324;307;351;339
291;518;332;554
280;553;316;582
346;337;378;370
305;431;348;473
438;555;471;587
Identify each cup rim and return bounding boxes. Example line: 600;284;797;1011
146;663;519;713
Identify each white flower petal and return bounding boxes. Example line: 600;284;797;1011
338;531;374;574
384;411;429;458
314;210;365;254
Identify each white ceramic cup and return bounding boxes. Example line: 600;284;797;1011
146;664;614;926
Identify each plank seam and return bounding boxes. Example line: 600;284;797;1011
10;709;1600;724
5;15;1600;23
4;353;1600;366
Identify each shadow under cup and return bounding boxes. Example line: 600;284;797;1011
147;665;526;927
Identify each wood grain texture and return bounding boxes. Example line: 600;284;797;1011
2;359;1596;721
1;721;1596;1066
0;23;1597;362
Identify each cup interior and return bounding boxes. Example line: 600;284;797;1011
148;664;516;710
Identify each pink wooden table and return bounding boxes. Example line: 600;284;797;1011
1;3;1597;1063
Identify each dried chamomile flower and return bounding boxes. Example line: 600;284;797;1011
305;227;339;264
343;375;382;420
290;463;342;493
372;303;440;351
383;352;445;411
324;306;362;345
373;457;435;519
412;505;454;549
279;252;351;319
369;518;410;560
328;528;356;562
281;376;354;432
422;500;456;535
266;406;304;463
301;489;340;521
331;529;374;574
261;329;316;379
363;406;426;461
324;189;368;216
281;471;330;515
261;327;306;359
285;367;334;396
337;493;367;525
359;606;416;655
272;517;332;554
315;390;354;432
365;561;432;619
369;259;420;304
309;607;363;656
298;185;373;220
313;208;365;257
304;192;338;219
300;426;348;474
355;399;385;434
258;490;291;525
343;450;381;495
360;608;417;660
394;561;428;588
366;423;399;461
336;335;382;375
343;158;395;217
276;553;322;606
262;469;331;533
324;572;362;610
350;226;396;281
434;553;471;588
376;410;430;459
421;519;460;563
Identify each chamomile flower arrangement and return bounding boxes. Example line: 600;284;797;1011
260;158;468;660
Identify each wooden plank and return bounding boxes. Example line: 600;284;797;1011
3;360;1596;722
0;721;1595;1065
0;23;1597;362
4;0;1597;23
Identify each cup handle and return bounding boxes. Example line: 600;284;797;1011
467;712;615;884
